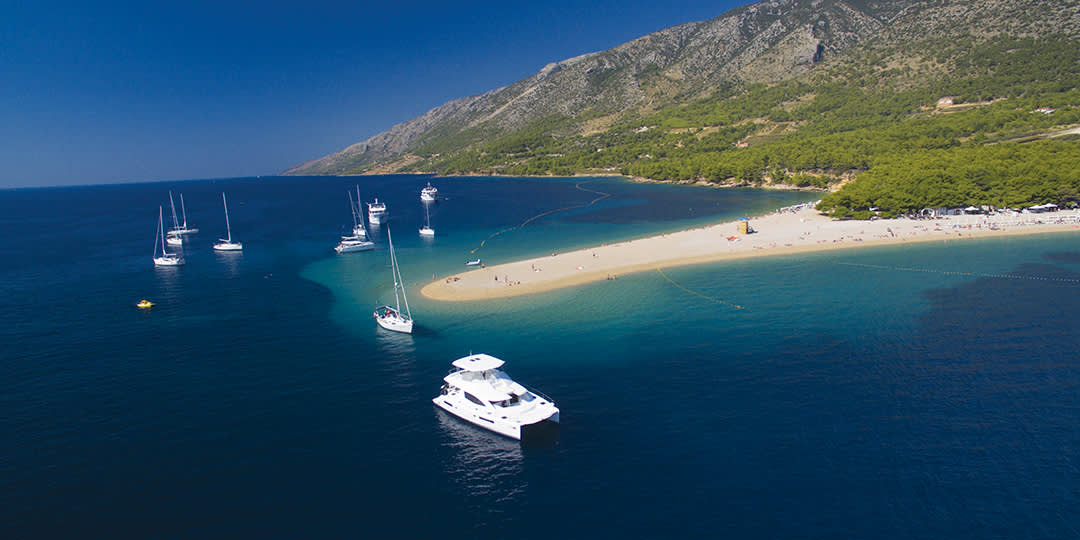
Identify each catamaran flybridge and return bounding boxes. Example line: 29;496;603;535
433;353;559;440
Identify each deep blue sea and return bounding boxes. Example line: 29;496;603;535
3;175;1079;539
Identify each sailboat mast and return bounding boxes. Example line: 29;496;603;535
180;193;188;228
387;228;400;313
399;250;411;318
348;191;358;230
155;207;162;257
356;185;366;234
389;228;411;318
222;193;232;242
168;192;180;229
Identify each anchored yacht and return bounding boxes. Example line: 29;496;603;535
335;235;374;253
420;182;438;202
367;199;388;224
153;206;184;267
433;354;559;440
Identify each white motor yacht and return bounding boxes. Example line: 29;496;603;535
420;182;438;202
433;353;560;440
368;199;388;224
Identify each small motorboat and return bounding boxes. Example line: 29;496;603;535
465;259;481;266
136;299;154;309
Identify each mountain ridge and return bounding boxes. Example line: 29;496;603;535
284;0;1080;218
285;0;911;176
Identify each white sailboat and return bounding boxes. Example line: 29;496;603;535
166;191;184;246
212;192;242;251
419;202;434;237
153;206;184;266
373;227;413;333
336;188;374;253
175;193;199;235
349;188;368;240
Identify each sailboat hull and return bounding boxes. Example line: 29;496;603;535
375;313;413;333
213;241;242;251
374;306;413;333
154;256;184;266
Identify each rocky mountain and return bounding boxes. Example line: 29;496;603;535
284;0;1080;177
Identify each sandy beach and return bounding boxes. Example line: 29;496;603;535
420;207;1080;301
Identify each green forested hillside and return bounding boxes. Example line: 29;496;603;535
389;35;1080;217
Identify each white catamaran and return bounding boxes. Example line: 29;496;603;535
212;192;242;251
153;206;184;267
373;227;413;333
433;353;560;440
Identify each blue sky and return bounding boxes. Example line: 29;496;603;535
1;0;746;188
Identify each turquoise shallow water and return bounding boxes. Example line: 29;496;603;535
3;175;1079;538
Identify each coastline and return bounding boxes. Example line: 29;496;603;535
287;169;827;193
420;208;1080;302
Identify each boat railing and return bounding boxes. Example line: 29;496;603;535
529;387;555;403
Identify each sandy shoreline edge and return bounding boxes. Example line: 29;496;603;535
420;208;1080;302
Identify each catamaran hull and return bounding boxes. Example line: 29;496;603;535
520;416;561;442
432;398;559;441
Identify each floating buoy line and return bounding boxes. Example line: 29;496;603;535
470;181;612;255
656;267;744;310
836;262;1080;284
